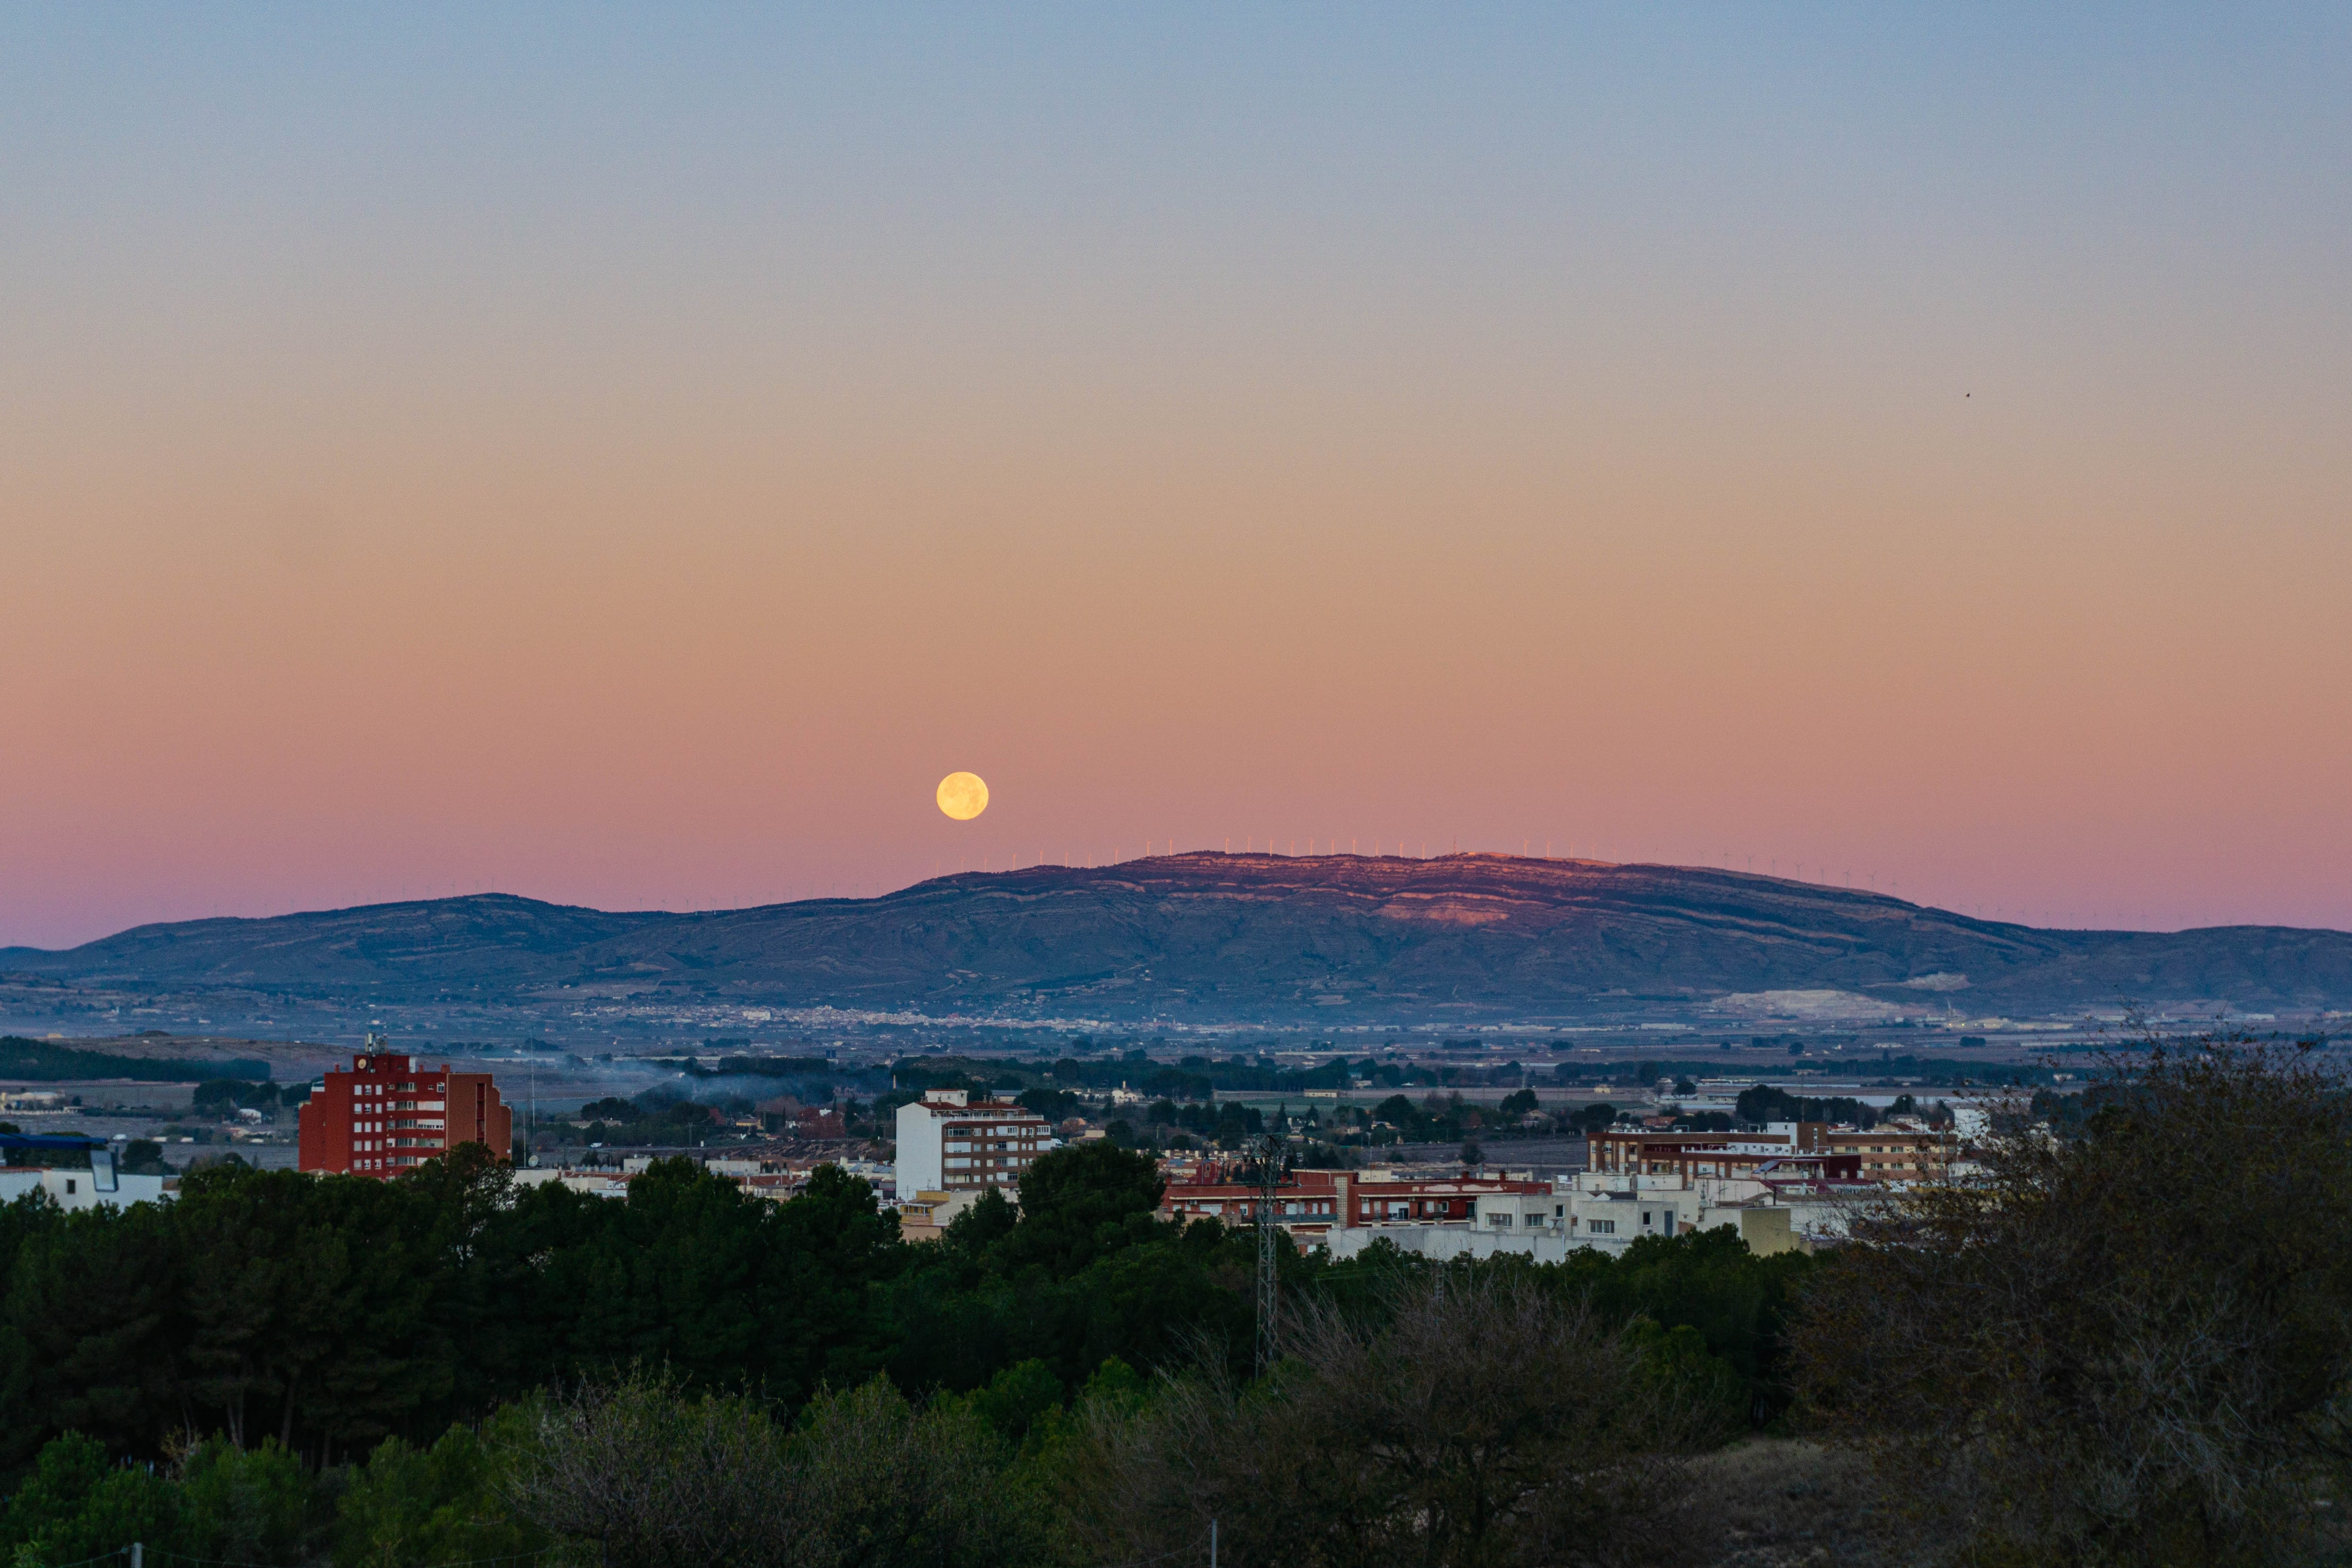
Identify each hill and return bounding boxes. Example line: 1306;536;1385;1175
9;854;2350;1021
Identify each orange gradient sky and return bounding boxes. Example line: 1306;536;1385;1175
3;8;2349;948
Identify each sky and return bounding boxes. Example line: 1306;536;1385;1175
3;5;2349;949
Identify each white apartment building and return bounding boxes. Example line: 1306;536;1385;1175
0;1165;172;1211
1325;1164;1880;1264
894;1089;1051;1194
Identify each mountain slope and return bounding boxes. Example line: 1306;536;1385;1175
12;855;2350;1018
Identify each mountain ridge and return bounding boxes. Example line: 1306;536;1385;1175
9;854;2349;1021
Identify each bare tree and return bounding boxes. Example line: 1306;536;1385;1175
500;1371;1035;1568
1792;1032;2352;1566
1061;1271;1720;1568
501;1373;795;1568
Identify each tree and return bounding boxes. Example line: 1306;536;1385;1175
176;1437;331;1565
1063;1272;1717;1568
500;1371;1033;1568
499;1372;794;1568
1001;1141;1165;1277
334;1425;548;1568
1498;1089;1539;1117
1571;1102;1617;1137
0;1433;186;1566
1793;1033;2352;1565
2;1198;180;1469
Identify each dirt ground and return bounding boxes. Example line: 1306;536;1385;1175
1681;1439;1899;1568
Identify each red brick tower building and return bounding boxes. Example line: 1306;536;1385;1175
298;1039;513;1178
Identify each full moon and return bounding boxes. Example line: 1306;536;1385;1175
936;771;989;821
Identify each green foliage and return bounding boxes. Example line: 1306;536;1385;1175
938;1186;1018;1261
0;1038;268;1085
333;1425;547;1568
2;1107;1804;1513
1015;1086;1077;1122
0;1434;184;1568
999;1140;1165;1277
1734;1083;1873;1126
176;1438;329;1566
1621;1317;1748;1432
1561;1227;1815;1423
1570;1101;1617;1135
192;1079;281;1114
3;1199;180;1471
950;1358;1064;1446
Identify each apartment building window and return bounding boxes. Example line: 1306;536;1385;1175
1589;1219;1616;1235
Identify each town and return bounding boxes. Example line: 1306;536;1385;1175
3;1038;2020;1270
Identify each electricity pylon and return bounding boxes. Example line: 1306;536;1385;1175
1244;1132;1292;1375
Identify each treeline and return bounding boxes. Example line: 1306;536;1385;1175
0;1037;270;1084
0;1280;1762;1568
0;1133;1804;1478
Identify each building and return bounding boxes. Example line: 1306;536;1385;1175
0;1135;171;1210
1160;1165;1351;1239
1321;1159;1884;1265
1822;1129;1952;1181
1157;1164;1552;1244
899;1186;991;1242
795;1106;847;1139
0;1164;172;1211
1346;1169;1553;1228
893;1089;1051;1193
298;1040;512;1178
1588;1123;1951;1186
